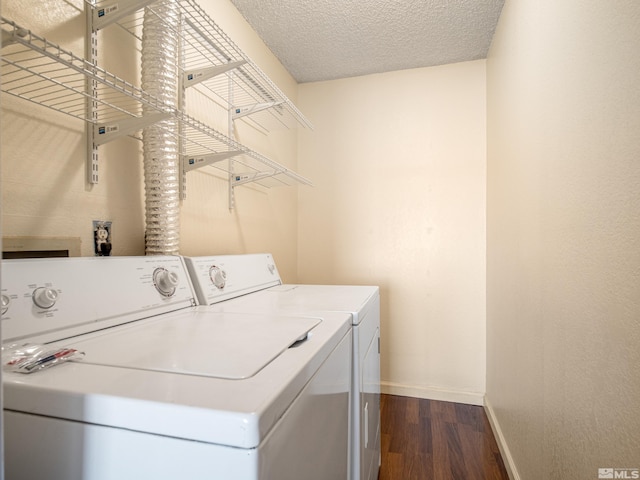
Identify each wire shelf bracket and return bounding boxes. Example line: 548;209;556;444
232;101;284;121
183;61;247;88
93;112;172;146
91;0;158;32
181;151;243;173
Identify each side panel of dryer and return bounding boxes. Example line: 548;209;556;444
260;329;352;480
355;293;381;480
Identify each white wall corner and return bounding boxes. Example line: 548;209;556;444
483;396;520;480
381;381;484;406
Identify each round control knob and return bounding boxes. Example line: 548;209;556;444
153;268;179;297
1;294;10;315
32;287;58;309
209;265;227;290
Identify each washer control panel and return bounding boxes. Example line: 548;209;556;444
184;254;281;306
1;256;196;344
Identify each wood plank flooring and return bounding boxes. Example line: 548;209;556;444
379;394;510;480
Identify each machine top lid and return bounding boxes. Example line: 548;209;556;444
70;310;320;379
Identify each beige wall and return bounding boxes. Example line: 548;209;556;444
1;0;301;280
486;1;640;479
298;61;487;404
1;0;144;256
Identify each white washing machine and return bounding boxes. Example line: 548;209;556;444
1;256;352;480
184;254;381;480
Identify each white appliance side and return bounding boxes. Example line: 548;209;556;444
259;329;352;479
4;410;259;480
4;329;352;480
352;292;381;480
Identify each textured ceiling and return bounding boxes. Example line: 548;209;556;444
229;0;505;83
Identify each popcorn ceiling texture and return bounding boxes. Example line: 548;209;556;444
229;0;505;82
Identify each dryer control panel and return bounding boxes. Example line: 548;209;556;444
184;254;281;306
1;256;196;344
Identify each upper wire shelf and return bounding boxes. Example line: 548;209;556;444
93;0;313;133
1;16;311;190
0;17;167;135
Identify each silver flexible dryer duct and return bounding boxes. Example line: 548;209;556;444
141;1;180;255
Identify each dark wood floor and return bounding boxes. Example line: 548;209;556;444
379;394;510;480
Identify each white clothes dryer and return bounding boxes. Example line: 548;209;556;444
184;254;381;480
1;256;352;480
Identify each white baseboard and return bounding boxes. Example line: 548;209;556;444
380;381;484;406
483;396;520;480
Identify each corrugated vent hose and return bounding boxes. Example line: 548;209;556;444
141;0;181;255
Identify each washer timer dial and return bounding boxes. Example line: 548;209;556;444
32;287;59;309
153;268;179;297
209;265;227;290
1;294;10;315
